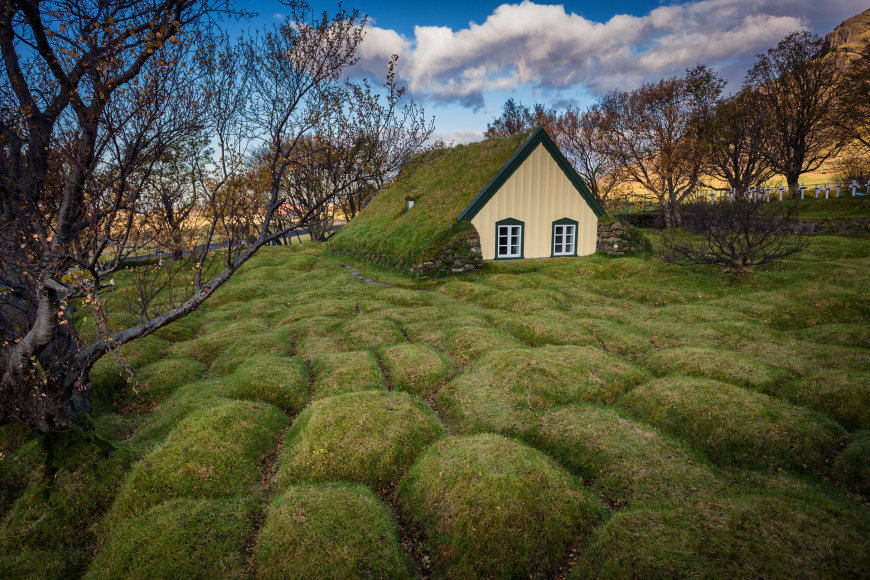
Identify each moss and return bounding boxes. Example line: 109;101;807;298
339;316;404;349
784;369;870;431
310;351;384;399
638;346;794;393
436;346;647;436
167;319;270;364
208;330;293;376
536;405;721;508
86;497;255;579
380;343;451;399
134;357;207;404
428;324;523;365
109;399;287;521
398;433;605;578
574;493;870;578
219;355;310;415
276;390;443;488
153;314;202;343
619;377;845;472
252;483;411;579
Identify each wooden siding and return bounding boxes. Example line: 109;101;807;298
470;142;598;260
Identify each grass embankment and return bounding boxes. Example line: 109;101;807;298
328;131;532;266
0;231;869;577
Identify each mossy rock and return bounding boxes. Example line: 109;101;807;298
86;497;255;579
219;355;310;415
380;343;451;399
619;377;845;472
252;483;411;579
109;399;287;521
573;493;870;578
536;405;721;508
398;433;605;578
436;345;647;436
311;351;384;399
276;390;444;488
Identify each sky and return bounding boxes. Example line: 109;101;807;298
241;0;867;143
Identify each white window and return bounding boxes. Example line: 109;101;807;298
496;223;522;258
553;223;576;256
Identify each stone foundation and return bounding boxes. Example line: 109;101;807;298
597;219;652;255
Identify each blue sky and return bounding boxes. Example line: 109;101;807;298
241;0;867;142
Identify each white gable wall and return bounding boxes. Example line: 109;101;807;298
470;142;598;260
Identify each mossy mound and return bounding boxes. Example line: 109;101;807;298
86;497;255;579
437;346;647;435
619;377;845;472
638;346;794;393
487;311;600;347
786;369;870;431
328;132;532;268
340;316;404;349
311;351;384;399
536;405;721;508
252;483;411;579
276;391;443;488
219;355;310;414
428;324;524;365
573;318;656;359
573;493;870;578
209;330;293;377
167;319;270;364
134;357;207;404
398;433;604;578
380;343;451;399
275;315;345;356
152;314;202;343
109;399;287;520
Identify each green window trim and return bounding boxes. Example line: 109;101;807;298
495;217;524;260
551;217;579;257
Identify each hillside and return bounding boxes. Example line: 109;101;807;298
824;7;870;54
1;232;869;577
328;131;533;270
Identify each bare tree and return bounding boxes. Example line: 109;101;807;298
660;198;808;277
598;67;722;227
744;31;844;196
0;0;371;442
705;90;775;196
557;105;626;207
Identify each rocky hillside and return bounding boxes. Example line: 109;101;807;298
824;8;870;54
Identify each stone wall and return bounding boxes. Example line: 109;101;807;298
597;219;652;256
407;230;483;278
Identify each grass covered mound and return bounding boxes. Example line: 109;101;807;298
328;132;532;267
380;343;451;399
573;493;870;579
436;345;647;435
219;355;310;415
311;351;384;399
86;497;256;579
398;433;604;578
133;357;207;405
536;405;721;508
108;399;287;521
619;377;845;472
252;483;411;579
276;390;444;488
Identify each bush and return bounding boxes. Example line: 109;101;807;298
276;390;443;488
252;483;411;579
398;433;604;578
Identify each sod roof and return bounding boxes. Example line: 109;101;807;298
328;131;537;265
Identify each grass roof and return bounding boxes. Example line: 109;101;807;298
328;131;534;265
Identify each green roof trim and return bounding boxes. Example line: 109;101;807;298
456;127;606;222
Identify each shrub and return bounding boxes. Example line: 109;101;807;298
86;497;255;579
252;483;411;579
276;391;443;488
619;377;845;471
398;433;604;578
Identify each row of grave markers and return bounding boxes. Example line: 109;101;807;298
703;180;870;203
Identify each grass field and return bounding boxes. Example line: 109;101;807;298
0;228;869;577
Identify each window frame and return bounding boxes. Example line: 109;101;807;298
551;217;579;257
494;217;525;260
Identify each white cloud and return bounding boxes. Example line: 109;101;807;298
367;0;864;107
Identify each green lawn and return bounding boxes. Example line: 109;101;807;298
1;233;869;578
